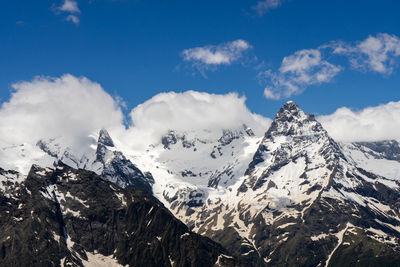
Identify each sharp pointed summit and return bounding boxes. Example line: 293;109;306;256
98;128;115;147
276;101;303;118
265;101;321;139
92;129;154;191
242;101;341;193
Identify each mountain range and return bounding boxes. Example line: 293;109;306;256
1;101;400;266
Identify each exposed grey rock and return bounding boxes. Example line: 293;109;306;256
98;128;115;147
0;163;241;267
354;140;400;162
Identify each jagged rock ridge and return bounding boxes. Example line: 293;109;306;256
36;129;154;192
0;162;239;267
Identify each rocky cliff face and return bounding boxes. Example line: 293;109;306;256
91;129;154;191
36;129;154;192
0;162;239;267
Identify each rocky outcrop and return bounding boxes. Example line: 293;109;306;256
0;162;239;267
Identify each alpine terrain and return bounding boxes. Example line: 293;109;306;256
1;101;400;266
0;162;239;266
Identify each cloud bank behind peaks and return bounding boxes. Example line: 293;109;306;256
317;101;400;142
0;74;124;151
0;74;271;154
2;74;398;160
128;90;271;144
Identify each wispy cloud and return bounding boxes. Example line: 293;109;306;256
331;33;400;75
252;0;285;16
55;0;81;25
181;39;252;75
262;33;400;100
262;49;341;99
66;14;80;25
59;0;80;13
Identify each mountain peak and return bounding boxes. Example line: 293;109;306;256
265;101;319;139
275;101;305;121
98;128;114;147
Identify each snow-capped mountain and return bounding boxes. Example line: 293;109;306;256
1;101;400;266
0;127;153;192
36;128;154;192
130;101;400;266
340;140;400;180
131;125;262;219
0;162;238;266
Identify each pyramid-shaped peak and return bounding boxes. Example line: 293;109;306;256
265;101;322;138
98;128;115;147
274;101;310;122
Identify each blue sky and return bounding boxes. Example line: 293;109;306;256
1;0;399;119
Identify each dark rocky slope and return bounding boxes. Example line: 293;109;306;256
0;162;239;267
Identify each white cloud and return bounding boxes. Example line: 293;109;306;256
317;101;400;142
59;0;80;13
332;33;400;75
262;49;341;99
127;90;271;146
1;74;400;172
262;33;400;100
56;0;81;25
252;0;284;16
181;40;252;74
0;74;124;152
0;74;271;160
66;14;80;24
